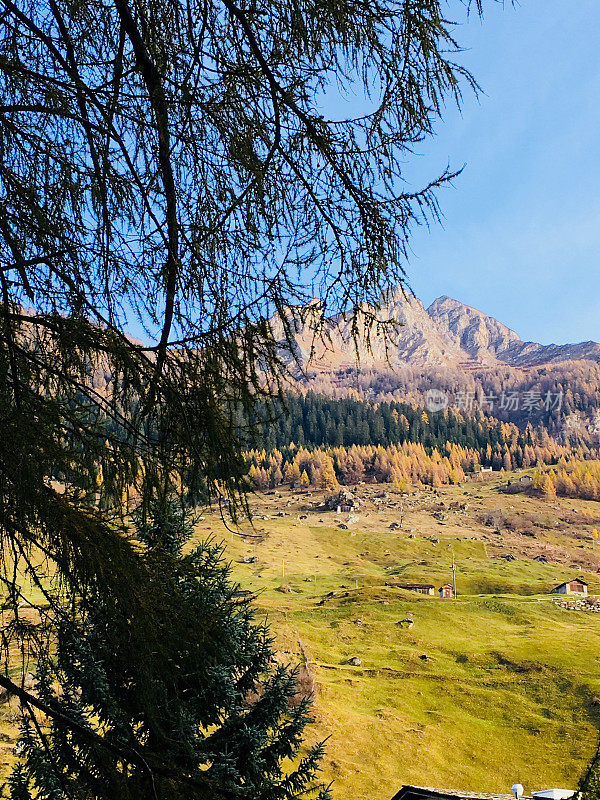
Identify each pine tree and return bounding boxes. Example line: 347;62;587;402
10;499;331;800
300;470;311;489
542;473;557;499
580;740;600;800
533;468;544;490
0;0;485;794
319;455;339;489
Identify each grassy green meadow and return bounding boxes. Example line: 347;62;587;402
2;473;600;797
197;475;600;799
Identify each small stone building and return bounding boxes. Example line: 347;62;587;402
551;578;588;596
439;584;454;599
325;489;358;513
392;787;522;800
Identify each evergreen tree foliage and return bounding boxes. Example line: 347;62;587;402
580;741;600;800
135;496;194;557
0;0;485;794
240;391;584;464
9;500;330;800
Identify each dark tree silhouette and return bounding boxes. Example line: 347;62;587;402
0;0;482;795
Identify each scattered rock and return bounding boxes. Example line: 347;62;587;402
556;596;600;612
347;656;362;666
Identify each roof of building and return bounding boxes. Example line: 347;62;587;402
390;583;435;589
392;785;529;800
439;584;453;589
556;578;588;587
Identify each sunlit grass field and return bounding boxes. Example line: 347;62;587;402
2;475;600;799
199;477;600;799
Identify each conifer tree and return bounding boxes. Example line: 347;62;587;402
0;0;484;794
9;498;330;800
580;740;600;800
300;470;310;489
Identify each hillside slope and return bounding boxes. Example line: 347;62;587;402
2;476;600;794
276;293;600;438
197;476;600;800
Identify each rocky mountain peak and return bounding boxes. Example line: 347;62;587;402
426;295;522;362
277;290;600;373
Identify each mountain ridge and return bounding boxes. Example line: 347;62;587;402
282;291;600;371
426;294;600;367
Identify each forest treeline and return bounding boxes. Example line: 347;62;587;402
241;392;598;490
246;438;585;492
240;391;596;461
247;442;477;490
303;360;600;435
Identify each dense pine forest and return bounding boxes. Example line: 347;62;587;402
302;361;600;435
240;391;592;461
238;392;599;490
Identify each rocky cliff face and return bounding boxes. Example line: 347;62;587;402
426;295;521;363
282;291;600;371
427;295;600;367
288;292;464;369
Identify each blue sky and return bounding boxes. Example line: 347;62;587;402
403;0;600;345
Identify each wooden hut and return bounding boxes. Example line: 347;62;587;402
551;578;588;596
